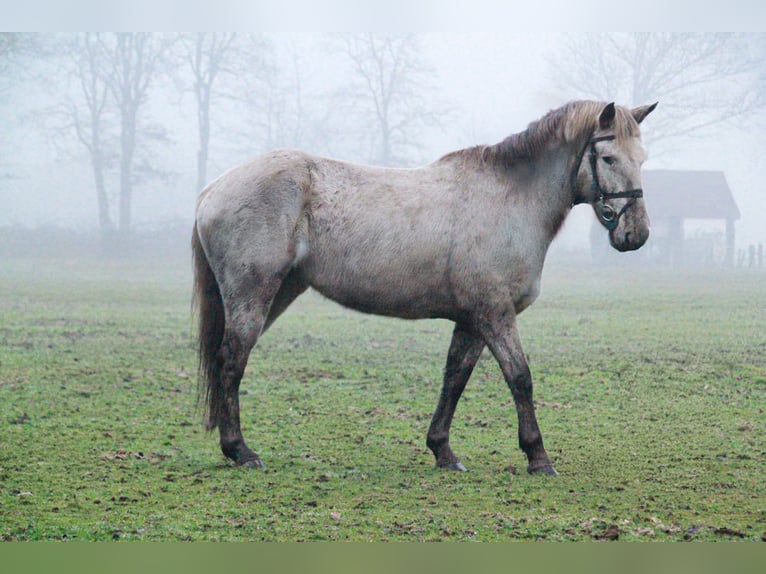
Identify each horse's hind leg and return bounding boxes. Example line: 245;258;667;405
215;304;268;468
426;323;485;471
196;166;309;468
213;269;292;468
214;267;309;467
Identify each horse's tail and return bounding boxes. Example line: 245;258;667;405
192;222;225;431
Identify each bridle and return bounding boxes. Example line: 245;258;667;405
587;135;644;231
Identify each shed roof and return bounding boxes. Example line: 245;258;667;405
642;170;740;220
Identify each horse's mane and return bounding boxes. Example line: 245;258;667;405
441;100;641;168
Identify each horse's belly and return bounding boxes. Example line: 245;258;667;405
302;256;452;320
301;195;456;318
319;288;443;319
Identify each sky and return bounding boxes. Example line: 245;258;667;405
4;1;765;32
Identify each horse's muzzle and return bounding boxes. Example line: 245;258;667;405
610;221;650;252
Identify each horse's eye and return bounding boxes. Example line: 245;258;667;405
602;156;615;165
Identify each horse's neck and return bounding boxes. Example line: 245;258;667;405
509;144;579;240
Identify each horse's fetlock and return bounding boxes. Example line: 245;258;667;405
426;433;448;453
519;430;544;455
220;437;245;460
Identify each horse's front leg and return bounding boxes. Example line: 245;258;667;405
426;323;485;471
478;314;557;476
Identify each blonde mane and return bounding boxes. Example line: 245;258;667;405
442;100;641;168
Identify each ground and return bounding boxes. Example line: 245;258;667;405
0;256;764;541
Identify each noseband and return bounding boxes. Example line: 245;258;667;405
588;135;643;231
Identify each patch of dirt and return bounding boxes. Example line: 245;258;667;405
9;413;30;425
713;526;746;538
535;401;571;410
100;449;170;464
594;524;620;541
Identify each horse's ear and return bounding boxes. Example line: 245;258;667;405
599;102;616;130
632;102;658;124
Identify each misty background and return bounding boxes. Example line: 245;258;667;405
1;32;765;264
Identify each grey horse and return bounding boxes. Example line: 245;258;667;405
192;100;656;475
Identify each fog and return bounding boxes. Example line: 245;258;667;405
2;32;765;265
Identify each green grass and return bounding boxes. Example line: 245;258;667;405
1;257;764;541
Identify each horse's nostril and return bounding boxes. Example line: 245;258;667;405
625;231;632;244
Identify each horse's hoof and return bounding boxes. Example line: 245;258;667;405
527;462;557;476
438;461;467;472
241;457;266;469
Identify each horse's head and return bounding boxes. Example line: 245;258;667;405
577;102;656;252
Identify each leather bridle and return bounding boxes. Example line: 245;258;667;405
587;135;644;231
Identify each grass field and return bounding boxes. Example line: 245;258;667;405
1;255;764;541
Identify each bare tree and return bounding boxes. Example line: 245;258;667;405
333;33;441;166
97;32;173;239
1;33;47;181
257;42;308;152
174;33;284;189
44;33;172;248
177;33;238;193
62;33;114;236
549;33;765;151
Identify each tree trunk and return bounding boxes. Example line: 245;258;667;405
91;148;114;252
87;117;112;236
85;102;114;253
118;106;137;251
196;87;210;193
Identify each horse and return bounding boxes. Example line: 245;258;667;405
192;99;656;475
